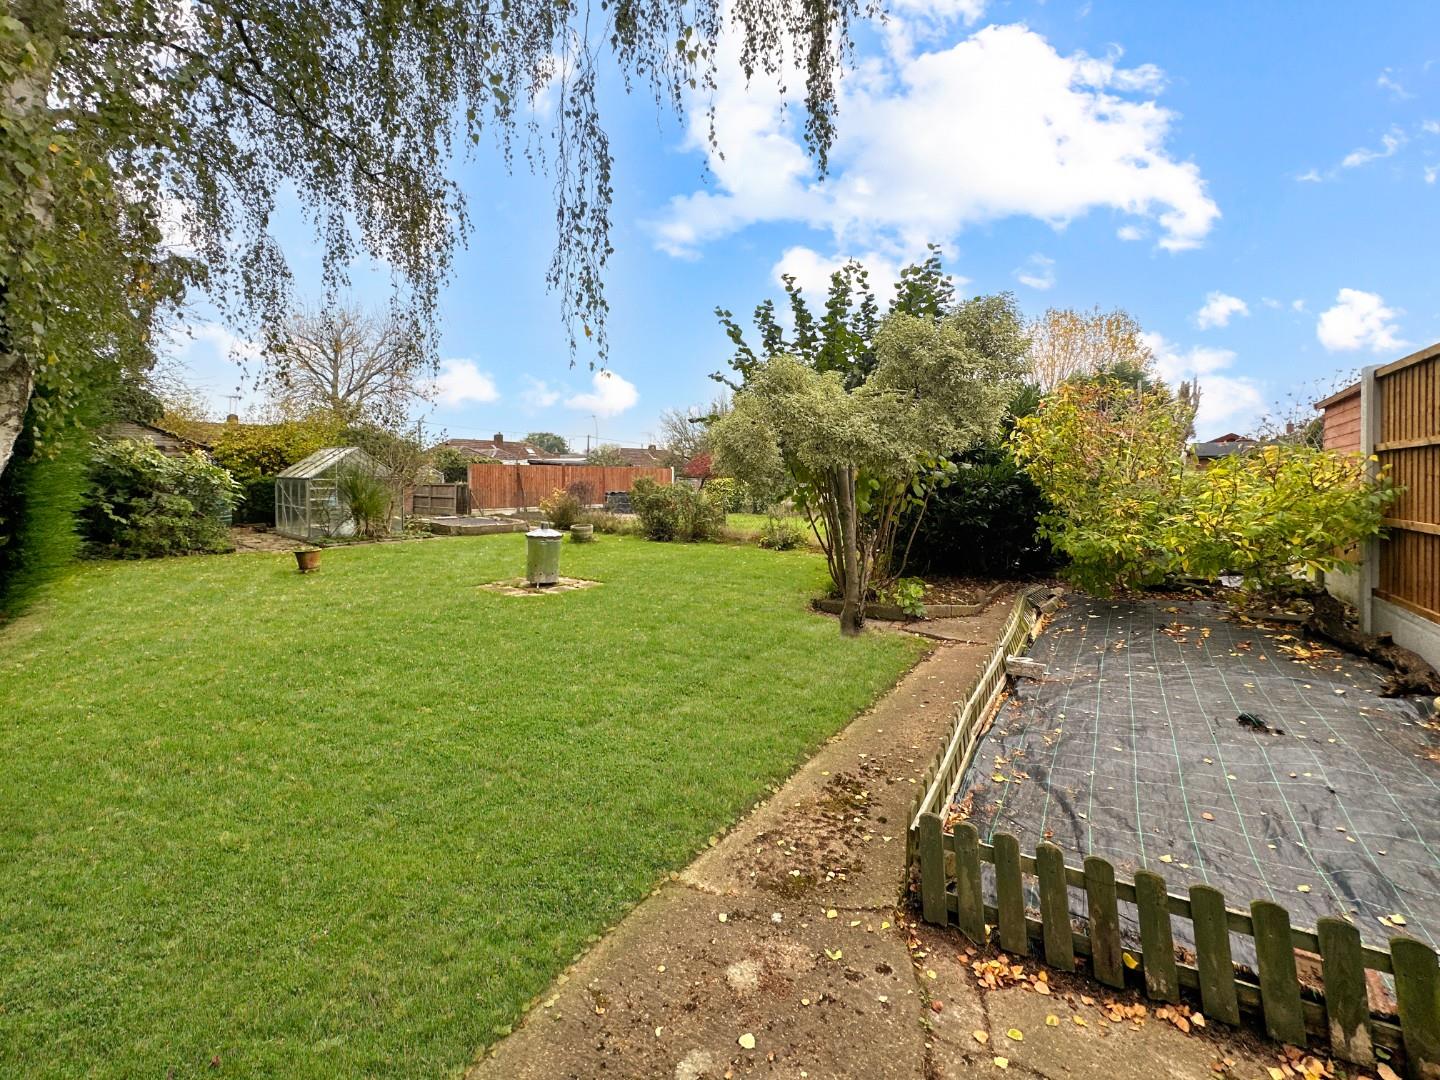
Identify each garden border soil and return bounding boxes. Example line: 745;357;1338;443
815;581;1008;621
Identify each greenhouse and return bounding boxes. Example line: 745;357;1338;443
274;447;400;542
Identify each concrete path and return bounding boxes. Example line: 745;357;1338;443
468;598;1293;1080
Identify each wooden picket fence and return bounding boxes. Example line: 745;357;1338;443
905;587;1048;869
912;824;1440;1074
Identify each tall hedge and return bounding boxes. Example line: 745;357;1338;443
0;407;91;617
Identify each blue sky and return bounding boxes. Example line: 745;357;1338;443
167;0;1440;447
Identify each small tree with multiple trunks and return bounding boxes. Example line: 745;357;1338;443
712;301;1027;636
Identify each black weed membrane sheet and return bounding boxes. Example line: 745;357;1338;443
953;595;1440;953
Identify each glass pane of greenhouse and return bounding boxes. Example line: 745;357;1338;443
273;447;400;541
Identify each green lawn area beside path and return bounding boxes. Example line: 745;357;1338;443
0;535;923;1078
724;512;821;545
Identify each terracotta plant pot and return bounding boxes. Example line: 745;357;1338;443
295;549;322;573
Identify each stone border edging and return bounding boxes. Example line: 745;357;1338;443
813;581;1008;621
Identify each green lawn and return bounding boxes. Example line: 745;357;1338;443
0;535;923;1078
723;512;820;545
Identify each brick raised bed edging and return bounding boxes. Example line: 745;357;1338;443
814;581;1008;621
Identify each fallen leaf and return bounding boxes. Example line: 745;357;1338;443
1392;913;1408;925
1006;1028;1024;1041
1297;885;1311;894
718;913;728;923
1160;854;1174;864
1073;1016;1088;1027
825;948;843;961
993;1057;1009;1070
1045;1015;1060;1027
973;1030;989;1044
1201;812;1215;822
1377;1064;1402;1080
737;1033;756;1050
1123;952;1139;970
826;909;838;919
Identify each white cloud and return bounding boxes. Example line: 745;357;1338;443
653;23;1218;259
1378;68;1413;100
1194;291;1248;329
772;245;902;301
565;370;638;417
430;359;500;406
167;320;265;366
521;377;562;408
1426;163;1438;185
1316;288;1408;354
1295;168;1323;183
1116;224;1146;241
1142;331;1264;436
1291;299;1307;313
1423;119;1440;135
1014;253;1056;290
1341;127;1406;169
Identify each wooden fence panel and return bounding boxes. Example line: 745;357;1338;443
466;462;672;510
1375;344;1440;621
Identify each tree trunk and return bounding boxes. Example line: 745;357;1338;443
836;465;863;637
0;351;32;482
0;8;56;481
1302;585;1440;697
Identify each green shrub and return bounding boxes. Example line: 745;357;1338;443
429;446;471;483
336;466;393;539
902;443;1057;579
233;476;276;525
630;477;725;542
83;440;239;559
878;576;927;618
539;487;583;530
210;415;344;484
757;511;806;551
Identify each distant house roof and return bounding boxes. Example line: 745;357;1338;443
613;445;669;468
104;418;211;455
1191;436;1260;460
1315;382;1361;410
440;435;544;463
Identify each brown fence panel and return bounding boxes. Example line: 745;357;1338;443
466;462;672;510
1375;344;1440;621
409;483;469;516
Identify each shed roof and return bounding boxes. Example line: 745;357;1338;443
277;446;389;479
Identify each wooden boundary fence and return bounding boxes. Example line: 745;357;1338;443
906;591;1440;1073
466;462;672;511
1373;343;1440;623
